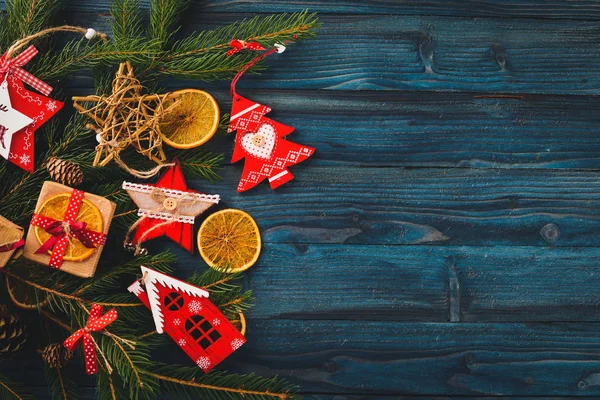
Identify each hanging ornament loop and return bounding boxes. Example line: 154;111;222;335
229;45;283;97
1;26;107;96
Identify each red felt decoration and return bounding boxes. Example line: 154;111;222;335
63;304;118;375
0;47;64;172
227;43;314;192
226;39;266;57
123;159;220;254
30;189;106;269
128;266;246;372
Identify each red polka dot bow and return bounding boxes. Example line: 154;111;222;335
226;39;266;57
30;189;106;268
63;304;118;375
0;45;53;96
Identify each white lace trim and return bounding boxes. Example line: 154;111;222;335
137;209;195;224
122;181;220;203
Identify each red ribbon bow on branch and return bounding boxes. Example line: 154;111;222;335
30;189;106;268
0;45;53;96
226;39;266;57
63;304;118;375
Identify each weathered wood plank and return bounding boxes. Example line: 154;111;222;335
165;244;600;322
229;320;600;396
62;12;600;94
304;397;600;400
193;90;600;170
12;321;600;396
64;0;600;20
191;166;600;247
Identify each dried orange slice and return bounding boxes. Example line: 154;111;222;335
231;312;247;336
34;193;103;262
6;274;49;310
159;89;220;149
198;209;261;273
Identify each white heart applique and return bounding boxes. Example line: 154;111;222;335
240;123;276;159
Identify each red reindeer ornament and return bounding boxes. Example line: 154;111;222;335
227;43;314;192
128;266;245;372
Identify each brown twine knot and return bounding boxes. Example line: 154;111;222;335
124;188;200;256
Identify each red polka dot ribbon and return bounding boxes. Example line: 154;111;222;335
63;304;118;375
30;189;106;268
226;39;266;57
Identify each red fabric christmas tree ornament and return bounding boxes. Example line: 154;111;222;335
227;43;314;192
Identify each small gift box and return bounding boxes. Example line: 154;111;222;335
23;182;115;278
0;215;24;268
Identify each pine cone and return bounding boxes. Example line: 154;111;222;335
46;157;84;187
41;342;73;368
0;305;26;360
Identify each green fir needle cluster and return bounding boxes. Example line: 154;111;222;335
0;0;318;399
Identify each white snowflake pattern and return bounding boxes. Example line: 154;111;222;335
212;318;221;326
177;338;186;347
172;318;181;326
196;356;211;370
46;100;58;112
231;338;244;350
19;154;31;165
188;300;202;314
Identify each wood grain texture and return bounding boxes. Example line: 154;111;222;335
196;90;600;169
192;167;600;247
64;11;600;94
4;0;600;399
66;0;600;20
230;320;600;396
161;244;600;322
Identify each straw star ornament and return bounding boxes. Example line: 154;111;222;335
73;62;181;178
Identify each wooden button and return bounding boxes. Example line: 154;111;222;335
252;134;265;146
163;197;178;211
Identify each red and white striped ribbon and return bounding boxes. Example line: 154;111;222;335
0;45;53;96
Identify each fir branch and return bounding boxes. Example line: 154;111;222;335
173;147;224;181
44;365;78;400
155;11;318;80
150;365;299;400
110;0;143;45
0;372;35;400
149;0;190;48
4;0;62;46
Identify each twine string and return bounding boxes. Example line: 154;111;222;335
124;188;199;255
6;26;107;60
230;47;279;97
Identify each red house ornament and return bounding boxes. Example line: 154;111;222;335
227;43;314;192
128;266;246;372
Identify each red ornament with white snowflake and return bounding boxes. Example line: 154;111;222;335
227;42;314;192
128;266;246;372
0;46;64;172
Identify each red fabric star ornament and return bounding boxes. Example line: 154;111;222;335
123;159;220;253
6;76;64;172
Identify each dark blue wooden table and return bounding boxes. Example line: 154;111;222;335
11;1;600;398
